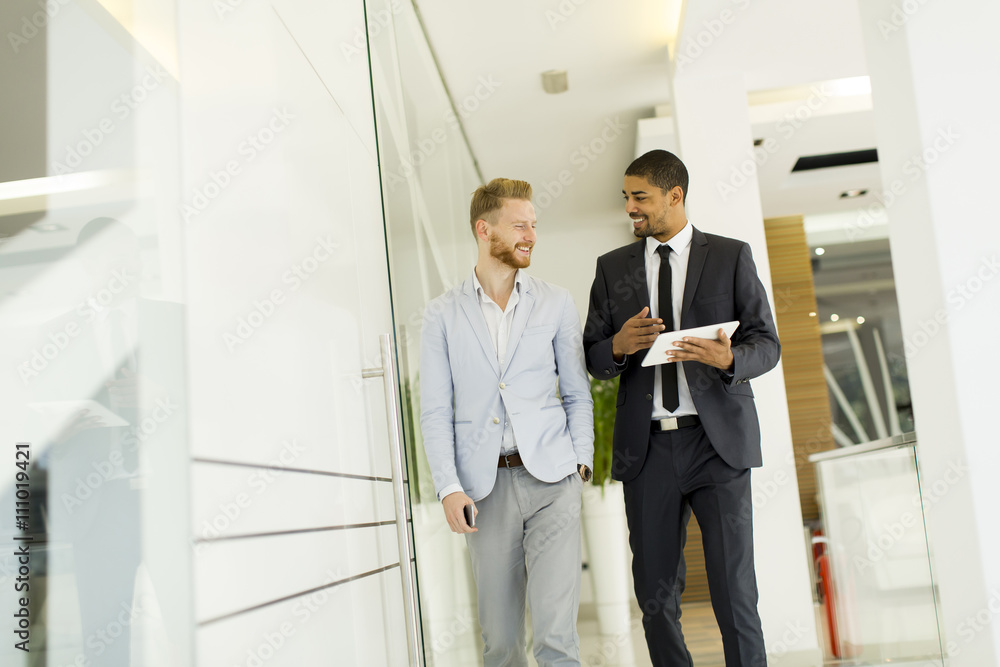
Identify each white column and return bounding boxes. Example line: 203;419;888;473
670;71;821;665
856;1;1000;665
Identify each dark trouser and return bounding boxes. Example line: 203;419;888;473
622;423;766;667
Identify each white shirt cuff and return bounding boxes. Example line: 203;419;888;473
438;483;465;502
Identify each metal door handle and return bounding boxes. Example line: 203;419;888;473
363;333;422;666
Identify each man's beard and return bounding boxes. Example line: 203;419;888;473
631;214;664;239
490;234;531;269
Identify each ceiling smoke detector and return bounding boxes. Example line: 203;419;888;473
541;70;569;94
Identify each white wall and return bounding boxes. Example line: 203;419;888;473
670;71;821;665
857;1;1000;664
178;0;410;664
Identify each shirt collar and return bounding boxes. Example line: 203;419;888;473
472;268;524;303
645;221;693;258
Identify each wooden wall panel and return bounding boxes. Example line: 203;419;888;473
763;216;836;521
681;216;833;605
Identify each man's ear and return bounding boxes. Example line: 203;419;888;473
669;186;685;206
475;218;491;242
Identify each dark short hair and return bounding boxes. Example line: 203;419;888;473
625;150;688;204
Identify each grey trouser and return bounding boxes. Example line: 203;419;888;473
465;466;583;667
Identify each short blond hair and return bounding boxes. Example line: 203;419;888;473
469;178;533;237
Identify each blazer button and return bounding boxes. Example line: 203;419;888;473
604;369;611;375
493;417;500;424
645;394;652;400
499;382;506;389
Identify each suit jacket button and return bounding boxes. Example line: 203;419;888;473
645;394;652;400
493;417;500;424
604;369;611;375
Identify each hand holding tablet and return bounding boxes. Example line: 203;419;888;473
641;321;740;367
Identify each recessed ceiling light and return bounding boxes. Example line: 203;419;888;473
808;312;816;317
32;223;67;233
840;188;869;199
814;247;826;256
856;316;865;324
830;313;840;322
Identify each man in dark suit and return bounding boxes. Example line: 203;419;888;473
584;150;779;667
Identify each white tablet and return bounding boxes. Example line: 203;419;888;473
641;320;740;367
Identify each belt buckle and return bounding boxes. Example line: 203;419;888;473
503;454;515;468
659;417;678;431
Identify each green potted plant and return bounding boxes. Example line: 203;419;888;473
582;375;635;661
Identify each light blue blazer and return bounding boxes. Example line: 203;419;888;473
419;273;594;502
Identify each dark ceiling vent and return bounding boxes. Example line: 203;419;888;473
792;148;878;172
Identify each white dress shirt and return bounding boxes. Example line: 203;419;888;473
438;268;522;500
645;222;699;419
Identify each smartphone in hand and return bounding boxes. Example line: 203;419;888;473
463;503;476;528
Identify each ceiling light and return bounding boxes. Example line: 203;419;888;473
840;188;869;199
32;223;67;233
814;247;825;256
830;314;840;322
856;316;865;324
541;70;569;94
808;312;816;317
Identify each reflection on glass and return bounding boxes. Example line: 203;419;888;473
814;439;945;665
0;1;191;664
366;0;485;663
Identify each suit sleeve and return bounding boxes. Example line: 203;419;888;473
553;290;594;469
584;257;628;380
729;243;781;383
419;303;462;499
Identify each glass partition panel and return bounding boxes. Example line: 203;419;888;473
813;437;945;665
0;1;192;665
366;0;484;664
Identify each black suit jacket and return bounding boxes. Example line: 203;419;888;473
584;226;780;481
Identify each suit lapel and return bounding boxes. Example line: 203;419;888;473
501;277;534;373
459;279;501;376
627;241;650;309
681;227;709;324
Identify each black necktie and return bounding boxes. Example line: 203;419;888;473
656;244;679;411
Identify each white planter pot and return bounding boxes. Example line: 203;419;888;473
582;481;636;666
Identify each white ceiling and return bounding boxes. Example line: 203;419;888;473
415;0;883;227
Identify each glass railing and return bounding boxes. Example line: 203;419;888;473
810;433;945;665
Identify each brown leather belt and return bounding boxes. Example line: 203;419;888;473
498;452;523;468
